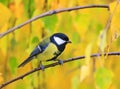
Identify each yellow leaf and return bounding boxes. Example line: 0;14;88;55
85;43;92;63
95;67;113;89
98;30;107;52
0;24;9;55
0;3;11;28
80;43;92;82
110;1;120;41
80;65;90;82
14;0;24;18
32;9;43;38
0;73;3;84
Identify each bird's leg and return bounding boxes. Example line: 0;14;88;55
39;61;45;71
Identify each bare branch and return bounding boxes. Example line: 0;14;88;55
0;51;120;89
0;4;109;38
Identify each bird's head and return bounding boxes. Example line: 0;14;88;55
51;33;71;45
50;33;71;51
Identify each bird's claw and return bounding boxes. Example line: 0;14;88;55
40;65;45;71
58;60;64;65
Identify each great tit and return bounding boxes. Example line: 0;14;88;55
18;33;71;69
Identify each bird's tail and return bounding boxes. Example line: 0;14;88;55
18;57;33;68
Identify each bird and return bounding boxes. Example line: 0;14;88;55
18;33;71;69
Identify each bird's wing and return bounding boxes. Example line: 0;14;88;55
29;37;50;57
18;37;50;67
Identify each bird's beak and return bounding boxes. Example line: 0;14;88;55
67;40;72;43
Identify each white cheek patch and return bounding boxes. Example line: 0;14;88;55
54;36;66;45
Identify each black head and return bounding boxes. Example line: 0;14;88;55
50;33;71;51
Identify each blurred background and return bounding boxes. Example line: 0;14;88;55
0;0;120;89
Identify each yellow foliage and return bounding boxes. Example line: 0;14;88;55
0;0;120;89
80;43;92;82
110;1;120;41
0;3;11;28
14;0;24;18
0;73;3;84
98;30;107;52
0;24;9;55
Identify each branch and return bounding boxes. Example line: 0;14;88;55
0;4;109;38
105;0;120;31
0;51;120;89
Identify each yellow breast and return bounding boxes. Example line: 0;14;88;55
37;43;58;61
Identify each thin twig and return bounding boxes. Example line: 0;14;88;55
0;4;109;38
0;51;120;89
105;0;120;31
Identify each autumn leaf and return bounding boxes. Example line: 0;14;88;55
80;43;92;82
110;1;120;41
0;73;3;84
95;67;113;89
0;3;11;28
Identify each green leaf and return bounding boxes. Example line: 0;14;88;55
42;15;58;33
0;0;9;6
116;36;120;46
96;23;103;34
10;38;17;49
9;56;18;74
71;32;81;44
72;76;79;89
95;67;113;89
23;0;35;18
16;82;26;89
88;20;103;35
31;36;39;44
